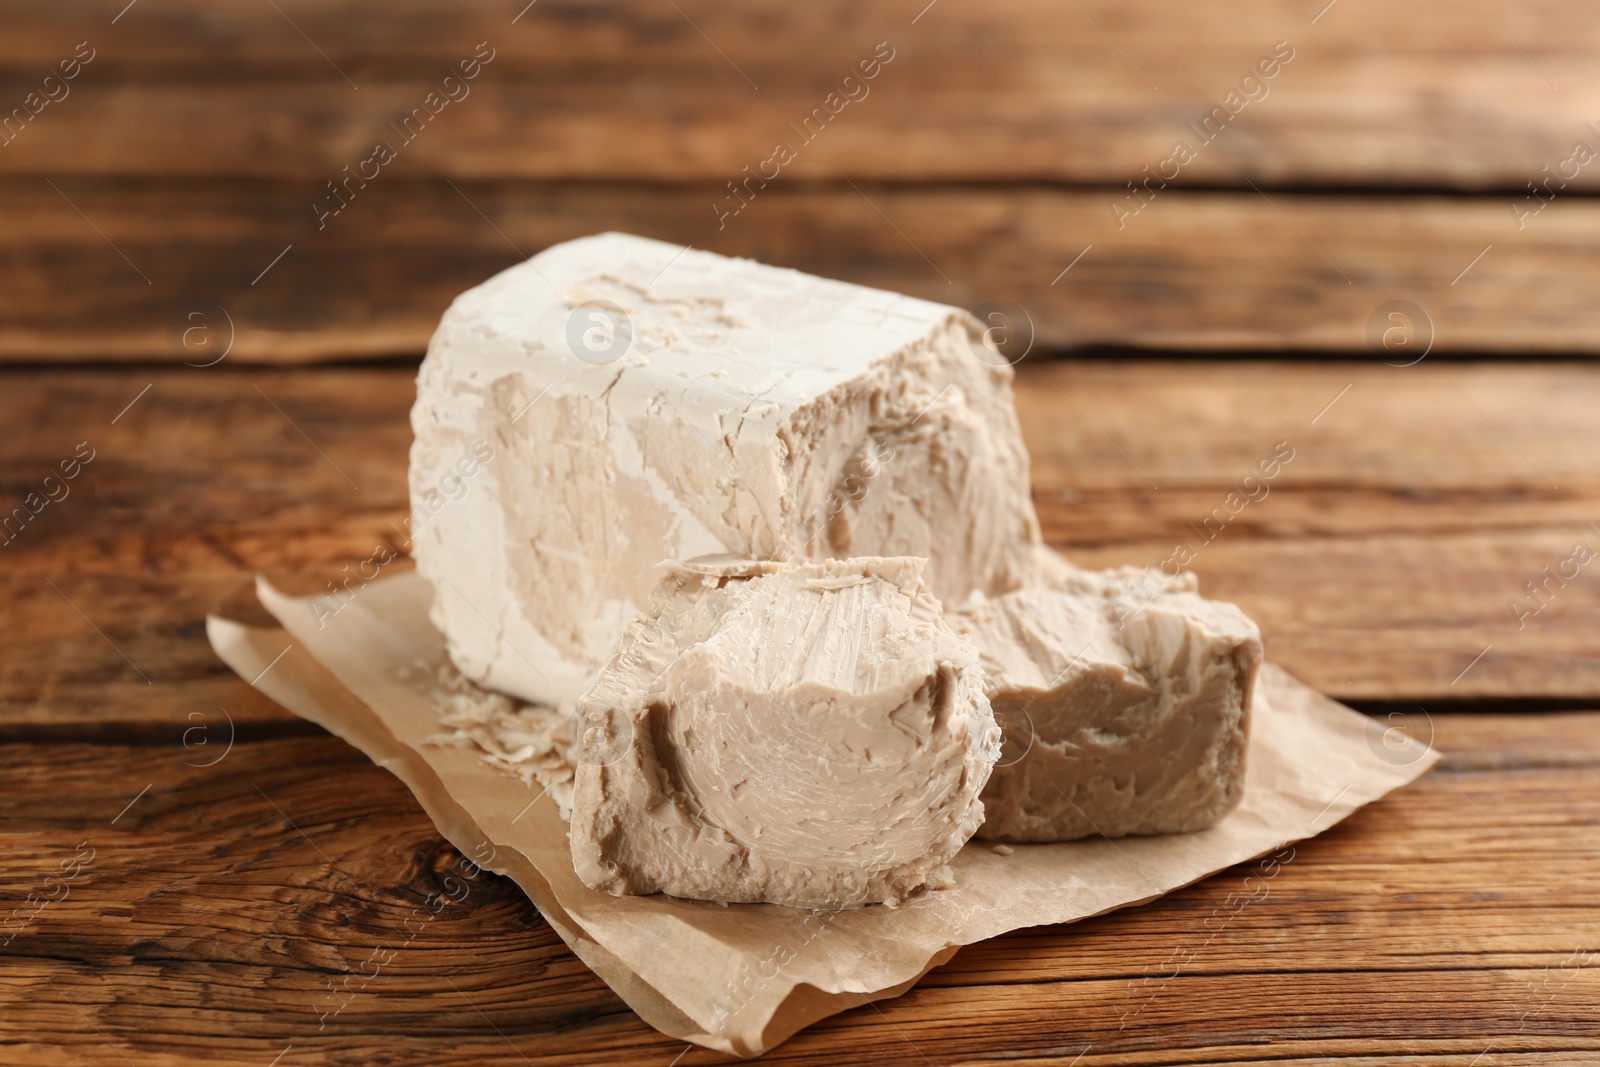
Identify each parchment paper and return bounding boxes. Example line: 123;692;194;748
207;570;1440;1057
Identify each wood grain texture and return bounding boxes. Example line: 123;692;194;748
1;714;1595;1066
4;360;1599;730
4;0;1598;361
3;179;1595;362
1;0;1596;189
3;2;1593;1061
1019;360;1600;700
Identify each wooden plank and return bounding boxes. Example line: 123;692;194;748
0;368;415;733
1;714;1595;1065
1021;360;1600;700
4;179;1598;362
4;361;1600;728
1;0;1598;189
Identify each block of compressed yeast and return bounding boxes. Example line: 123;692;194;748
409;232;1043;708
568;556;1001;909
950;568;1262;843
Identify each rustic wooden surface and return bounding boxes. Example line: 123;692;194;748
6;0;1600;1062
5;363;1599;1062
2;717;1596;1065
6;363;1597;721
3;0;1599;359
7;180;1599;361
3;0;1597;188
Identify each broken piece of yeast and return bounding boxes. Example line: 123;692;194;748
568;556;1001;909
950;568;1263;842
409;233;1046;709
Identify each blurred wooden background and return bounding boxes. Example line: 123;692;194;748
3;0;1599;359
4;2;1599;1065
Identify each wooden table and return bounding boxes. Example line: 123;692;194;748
4;1;1599;1063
